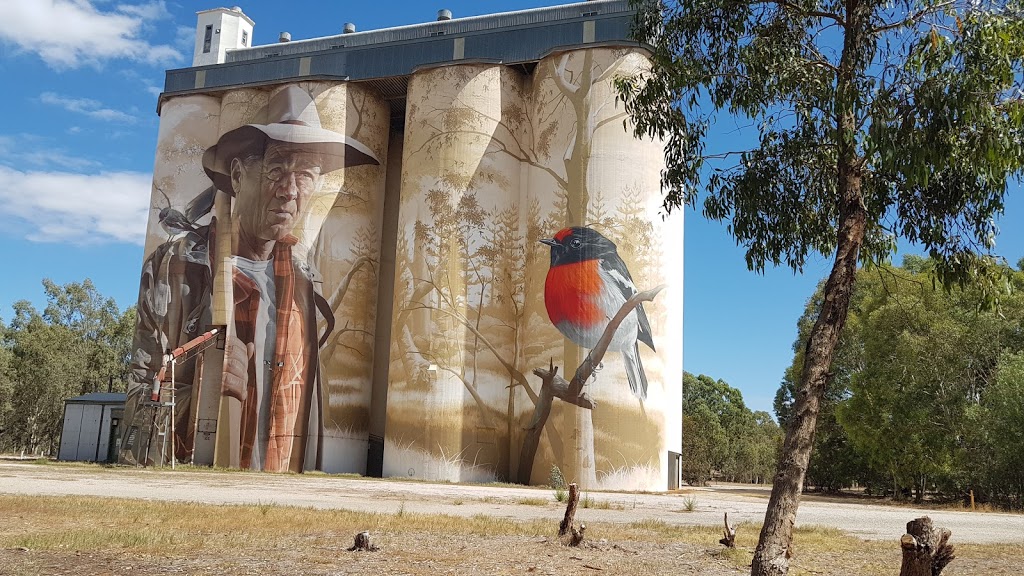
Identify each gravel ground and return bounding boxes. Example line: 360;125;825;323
1;461;1022;545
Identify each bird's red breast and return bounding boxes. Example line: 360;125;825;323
544;259;604;327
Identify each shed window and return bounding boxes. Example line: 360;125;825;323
241;30;248;46
203;25;213;53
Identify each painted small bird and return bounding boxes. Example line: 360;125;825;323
541;226;655;400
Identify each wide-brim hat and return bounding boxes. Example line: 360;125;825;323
202;85;380;194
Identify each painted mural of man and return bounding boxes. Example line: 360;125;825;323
120;85;379;472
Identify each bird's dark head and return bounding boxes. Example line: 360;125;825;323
540;226;617;267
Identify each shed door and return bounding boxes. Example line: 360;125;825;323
76;404;103;461
97;406;114;462
58;405;84;461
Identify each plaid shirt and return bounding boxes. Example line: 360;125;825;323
232;235;316;473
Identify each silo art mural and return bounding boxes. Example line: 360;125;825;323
120;81;389;474
121;47;681;491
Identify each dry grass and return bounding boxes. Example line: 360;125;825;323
1;494;1021;576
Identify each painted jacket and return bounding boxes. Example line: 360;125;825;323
118;225;333;472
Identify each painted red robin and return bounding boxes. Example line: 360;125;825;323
541;226;656;400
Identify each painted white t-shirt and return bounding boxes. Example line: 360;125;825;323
234;256;277;470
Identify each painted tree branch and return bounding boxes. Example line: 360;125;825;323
409;301;540;406
517;285;667;485
327;256;373;311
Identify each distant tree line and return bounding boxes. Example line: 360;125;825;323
776;256;1024;509
682;372;782;486
0;280;135;456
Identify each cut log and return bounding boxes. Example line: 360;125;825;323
559;483;580;537
899;517;954;576
348;530;380;552
570;523;587;547
719;512;736;548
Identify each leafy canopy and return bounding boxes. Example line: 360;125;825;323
618;0;1024;286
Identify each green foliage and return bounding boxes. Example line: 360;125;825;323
0;279;134;455
777;260;1024;506
682;372;781;485
549;465;567;490
618;0;1024;286
982;352;1024;507
550;465;568;501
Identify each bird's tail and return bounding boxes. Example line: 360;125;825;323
622;343;648;401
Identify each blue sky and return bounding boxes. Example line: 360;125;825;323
0;0;1020;416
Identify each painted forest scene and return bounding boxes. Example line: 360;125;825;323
384;48;683;490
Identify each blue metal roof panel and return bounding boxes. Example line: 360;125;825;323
158;1;640;107
225;0;631;62
66;393;127;405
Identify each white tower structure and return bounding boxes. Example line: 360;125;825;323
192;6;255;67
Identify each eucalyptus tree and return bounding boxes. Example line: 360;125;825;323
617;0;1023;572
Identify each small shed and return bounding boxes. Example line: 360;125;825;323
58;392;126;463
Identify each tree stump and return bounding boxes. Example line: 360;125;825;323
899;517;954;576
348;530;380;552
570;523;586;547
719;512;736;548
559;483;580;537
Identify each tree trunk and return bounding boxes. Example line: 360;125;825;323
899;517;955;576
750;1;871;568
720;512;737;548
559;482;580;536
750;178;866;575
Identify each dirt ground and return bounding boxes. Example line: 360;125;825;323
0;537;747;576
1;461;1022;575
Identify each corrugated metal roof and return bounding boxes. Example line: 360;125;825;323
159;0;640;112
65;393;127;405
226;0;631;62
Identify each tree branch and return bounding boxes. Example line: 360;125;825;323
407;302;539;406
770;0;845;27
870;1;957;35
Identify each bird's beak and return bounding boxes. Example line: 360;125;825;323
539;238;558;247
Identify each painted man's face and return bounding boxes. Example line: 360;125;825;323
231;142;324;243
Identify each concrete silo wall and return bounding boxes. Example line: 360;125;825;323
120;81;389;474
121;48;679;490
385;48;681;490
385;64;530;482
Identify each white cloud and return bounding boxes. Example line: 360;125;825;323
0;0;182;69
0;133;101;170
40;92;136;123
0;165;150;245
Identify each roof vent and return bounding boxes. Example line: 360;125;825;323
231;5;242;12
343;22;356;34
437;9;452;21
279;32;291;42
